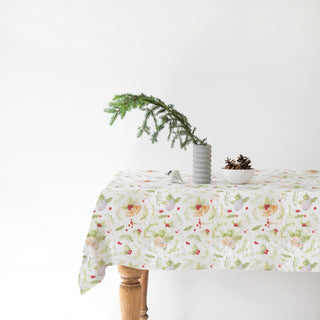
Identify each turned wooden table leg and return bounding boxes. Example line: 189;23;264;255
139;270;149;319
118;266;143;320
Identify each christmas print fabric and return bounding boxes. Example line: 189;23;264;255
79;169;320;294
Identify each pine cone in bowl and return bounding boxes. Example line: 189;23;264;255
222;155;255;184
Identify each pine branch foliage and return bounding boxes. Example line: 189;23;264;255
104;93;207;150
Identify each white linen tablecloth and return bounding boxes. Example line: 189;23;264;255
79;169;320;294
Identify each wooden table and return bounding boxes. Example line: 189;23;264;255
118;266;149;320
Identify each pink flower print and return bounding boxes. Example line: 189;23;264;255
86;236;97;248
222;236;235;250
290;236;304;249
153;237;167;250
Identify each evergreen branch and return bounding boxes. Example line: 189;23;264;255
104;93;207;150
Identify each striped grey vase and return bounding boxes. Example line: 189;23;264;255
193;144;212;184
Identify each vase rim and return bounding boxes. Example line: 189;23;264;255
193;143;211;147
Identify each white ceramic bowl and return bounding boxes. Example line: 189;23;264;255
221;168;255;184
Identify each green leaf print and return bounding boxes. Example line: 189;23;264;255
174;197;181;204
164;235;174;242
256;234;270;242
232;235;243;242
301;235;311;242
252;225;261;231
264;262;274;271
167;194;173;201
140;207;148;220
116;225;125;231
158;230;165;237
184;225;193;231
187;235;201;242
195;262;206;270
119;234;133;241
98;259;105;266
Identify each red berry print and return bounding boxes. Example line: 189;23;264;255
138;229;142;233
302;223;306;227
117;241;122;245
206;229;210;233
264;204;270;210
245;207;248;210
314;207;317;210
227;210;232;213
196;205;202;210
296;210;301;213
109;207;112;210
264;249;269;255
234;223;238;227
93;210;96;213
128;204;133;210
177;207;180;210
262;229;264;231
274;228;278;233
159;210;164;213
195;250;200;255
97;223;102;227
125;229;128;232
186;241;190;245
254;241;259;245
127;250;132;255
91;275;96;278
165;224;170;228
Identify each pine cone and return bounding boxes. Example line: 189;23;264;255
237;154;252;169
224;155;252;170
225;158;239;170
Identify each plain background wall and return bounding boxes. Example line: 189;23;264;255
1;0;320;319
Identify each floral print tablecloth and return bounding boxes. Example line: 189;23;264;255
79;169;320;294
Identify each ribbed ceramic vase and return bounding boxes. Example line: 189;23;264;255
193;144;212;184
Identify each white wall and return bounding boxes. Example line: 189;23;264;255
1;0;320;319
